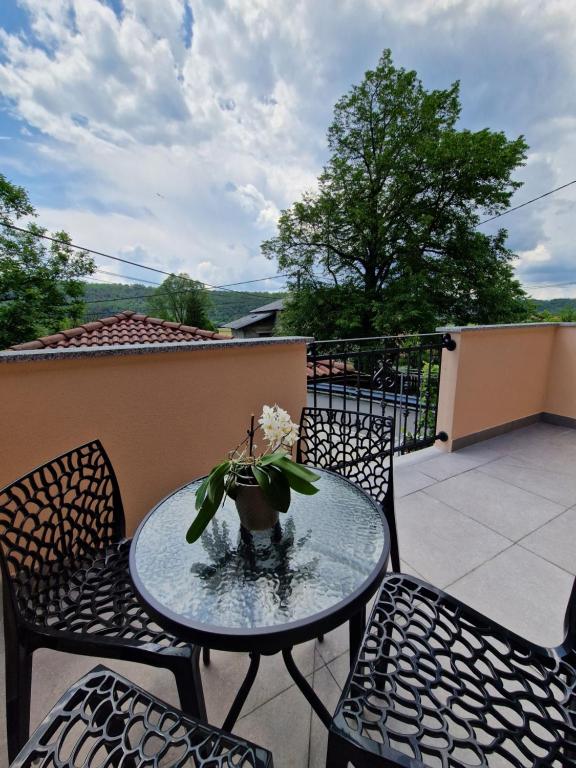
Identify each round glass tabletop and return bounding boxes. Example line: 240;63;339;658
130;468;389;651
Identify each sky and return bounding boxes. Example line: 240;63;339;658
0;0;575;299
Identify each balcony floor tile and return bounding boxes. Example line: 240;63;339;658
446;544;574;648
478;457;576;506
396;490;510;588
520;504;576;574
424;468;566;540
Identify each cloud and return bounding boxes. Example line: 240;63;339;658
0;0;575;300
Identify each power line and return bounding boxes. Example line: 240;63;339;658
0;221;287;292
94;268;162;286
525;279;576;290
478;179;576;226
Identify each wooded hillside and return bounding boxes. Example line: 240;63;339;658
81;282;286;327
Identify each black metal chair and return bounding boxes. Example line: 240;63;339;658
10;665;274;767
0;440;206;763
327;573;576;767
297;407;400;571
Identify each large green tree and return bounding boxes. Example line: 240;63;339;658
265;50;530;337
0;174;95;348
148;273;213;329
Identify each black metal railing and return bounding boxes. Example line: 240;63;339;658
306;333;456;455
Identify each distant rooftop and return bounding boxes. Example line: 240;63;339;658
251;299;284;313
9;310;227;351
224;299;284;330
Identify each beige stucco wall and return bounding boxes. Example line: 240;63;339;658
545;325;576;421
437;324;576;450
0;340;307;534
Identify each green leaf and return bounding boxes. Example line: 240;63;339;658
186;482;224;543
251;464;270;492
275;457;320;483
207;461;230;503
194;474;211;511
258;451;288;466
282;471;319;496
264;466;291;512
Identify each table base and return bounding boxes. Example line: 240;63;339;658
222;648;332;732
220;607;367;732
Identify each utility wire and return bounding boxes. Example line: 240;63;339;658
478;179;576;226
525;279;576;290
94;268;162;286
0;221;287;293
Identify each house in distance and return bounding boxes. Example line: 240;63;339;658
223;299;284;339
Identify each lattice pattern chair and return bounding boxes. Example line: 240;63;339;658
10;665;274;767
327;573;576;767
297;407;399;571
0;440;205;762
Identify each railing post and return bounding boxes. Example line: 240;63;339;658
308;341;318;409
442;333;457;351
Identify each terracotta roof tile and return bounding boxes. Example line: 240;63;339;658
10;339;45;351
38;333;67;346
81;321;103;332
8;311;228;351
306;359;356;379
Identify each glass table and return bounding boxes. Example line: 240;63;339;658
130;467;390;729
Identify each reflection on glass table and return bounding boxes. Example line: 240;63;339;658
130;468;390;731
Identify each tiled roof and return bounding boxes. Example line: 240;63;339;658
225;311;275;330
306;359;355;379
9;310;228;351
251;299;284;313
224;299;284;329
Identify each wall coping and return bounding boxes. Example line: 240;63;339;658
437;322;576;333
0;335;314;364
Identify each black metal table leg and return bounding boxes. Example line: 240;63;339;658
348;606;366;667
222;652;261;732
282;647;332;728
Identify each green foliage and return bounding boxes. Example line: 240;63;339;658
524;299;576;323
411;360;440;443
263;49;530;338
81;282;286;327
147;273;214;329
0;174;95;348
81;283;156;319
186;454;320;543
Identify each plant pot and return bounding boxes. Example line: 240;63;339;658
234;482;280;531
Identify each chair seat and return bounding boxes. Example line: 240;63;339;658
332;574;576;767
15;538;185;649
11;665;274;768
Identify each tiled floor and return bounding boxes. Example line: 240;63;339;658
2;422;576;766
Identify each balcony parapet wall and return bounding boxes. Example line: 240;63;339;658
435;322;576;450
0;337;309;533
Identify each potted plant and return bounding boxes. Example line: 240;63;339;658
186;405;320;543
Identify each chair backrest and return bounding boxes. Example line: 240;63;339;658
297;407;393;501
297;407;400;569
0;440;124;611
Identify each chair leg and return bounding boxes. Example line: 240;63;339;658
325;732;349;767
5;642;33;763
349;606;366;667
202;646;211;666
173;648;207;722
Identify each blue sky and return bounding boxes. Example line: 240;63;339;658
1;0;575;298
